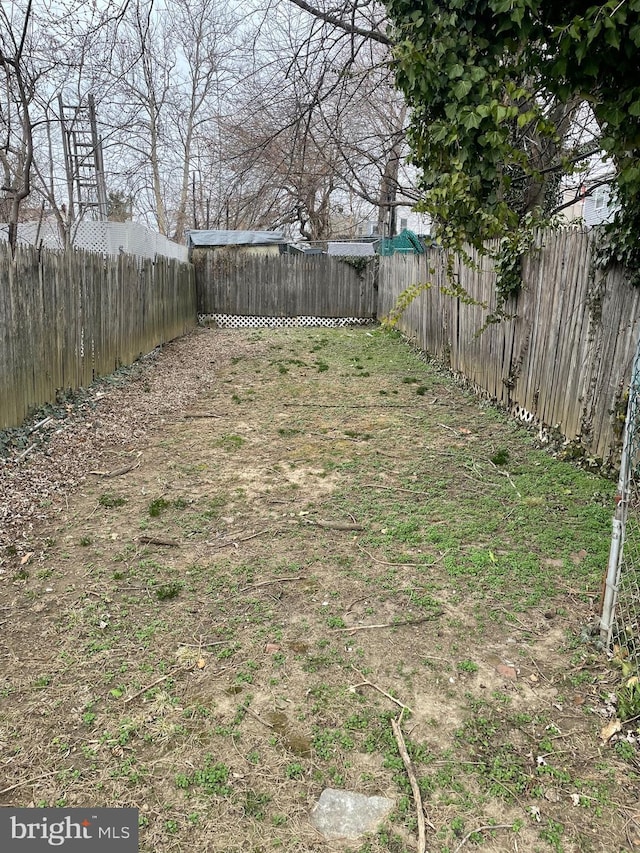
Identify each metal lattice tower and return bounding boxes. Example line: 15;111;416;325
58;94;108;221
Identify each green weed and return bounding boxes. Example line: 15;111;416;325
175;758;231;796
148;497;171;517
99;493;126;508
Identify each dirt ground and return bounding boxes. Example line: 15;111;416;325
1;325;638;853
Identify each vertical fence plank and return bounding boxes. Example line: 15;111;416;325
380;230;640;465
0;244;195;430
195;251;378;319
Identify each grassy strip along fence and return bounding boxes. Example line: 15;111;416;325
378;229;640;467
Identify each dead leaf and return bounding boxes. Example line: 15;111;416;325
196;658;206;670
628;825;640;849
570;549;588;565
20;552;33;565
265;643;281;654
600;718;622;743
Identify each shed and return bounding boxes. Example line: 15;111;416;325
327;241;375;257
186;229;285;261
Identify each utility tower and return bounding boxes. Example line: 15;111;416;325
58;94;108;221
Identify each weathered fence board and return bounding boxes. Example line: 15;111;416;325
378;230;640;466
0;243;196;430
194;250;378;318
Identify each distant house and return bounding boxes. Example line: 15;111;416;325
560;158;618;227
186;229;285;261
582;182;617;226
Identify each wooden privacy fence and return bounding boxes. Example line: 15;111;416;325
0;242;196;430
378;229;640;465
194;250;378;318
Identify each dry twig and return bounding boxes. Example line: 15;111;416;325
89;461;140;478
304;519;364;531
487;459;521;497
244;707;274;729
358;545;449;568
124;665;193;705
452;823;513;853
239;575;306;593
15;444;37;463
390;717;427;853
351;668;413;713
362;483;434;498
138;535;180;547
333;615;442;634
206;528;275;548
0;769;74;796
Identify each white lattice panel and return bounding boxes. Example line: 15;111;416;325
76;220;109;254
199;314;374;329
0;220;188;262
0;222;64;250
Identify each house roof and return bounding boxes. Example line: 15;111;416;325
186;229;285;247
327;241;375;256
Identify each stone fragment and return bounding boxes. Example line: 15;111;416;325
496;663;517;680
310;788;394;840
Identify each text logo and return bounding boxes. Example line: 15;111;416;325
1;809;138;851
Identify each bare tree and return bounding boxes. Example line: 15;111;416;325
0;0;35;251
220;0;422;239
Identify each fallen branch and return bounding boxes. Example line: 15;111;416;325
0;769;74;797
438;422;459;435
14;443;37;463
391;717;427;853
487;460;521;497
206;528;275;548
240;575;306;593
453;824;514;853
28;416;53;434
358;545;449;568
362;484;434;499
124;665;193;705
304;519;364;531
283;402;421;409
351;668;413;713
138;535;180;547
90;461;140;478
333;615;442;633
183;413;222;419
244;707;274;729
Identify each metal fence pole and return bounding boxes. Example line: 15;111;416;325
601;330;640;646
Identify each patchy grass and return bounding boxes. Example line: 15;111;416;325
0;326;634;852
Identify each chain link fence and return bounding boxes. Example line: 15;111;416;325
601;333;640;698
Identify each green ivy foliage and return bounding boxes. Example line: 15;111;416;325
385;0;640;288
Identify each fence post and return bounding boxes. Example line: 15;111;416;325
600;330;640;645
